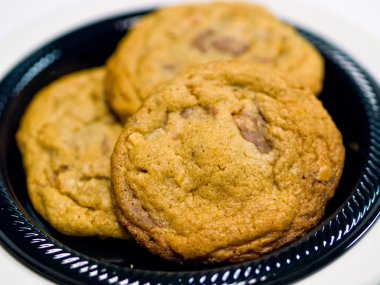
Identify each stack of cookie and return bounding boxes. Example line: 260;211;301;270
17;2;345;264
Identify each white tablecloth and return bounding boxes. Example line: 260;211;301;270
1;1;379;284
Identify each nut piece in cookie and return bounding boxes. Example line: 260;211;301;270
111;61;344;263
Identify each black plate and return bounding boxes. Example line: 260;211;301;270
1;9;380;285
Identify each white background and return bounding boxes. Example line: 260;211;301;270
0;0;380;284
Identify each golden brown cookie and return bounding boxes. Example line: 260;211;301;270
106;2;324;120
16;68;129;238
111;61;344;263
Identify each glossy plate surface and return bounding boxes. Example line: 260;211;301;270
1;10;380;285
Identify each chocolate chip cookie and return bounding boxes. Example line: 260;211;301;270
106;2;324;120
111;61;344;263
16;68;129;238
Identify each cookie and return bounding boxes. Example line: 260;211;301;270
106;2;324;120
16;68;129;238
111;61;344;263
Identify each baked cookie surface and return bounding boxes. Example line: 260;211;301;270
16;68;129;238
111;61;344;263
106;2;324;120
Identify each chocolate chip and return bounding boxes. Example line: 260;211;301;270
233;108;272;153
191;29;215;52
137;168;148;173
162;63;177;72
191;30;249;56
58;164;69;172
211;37;249;56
